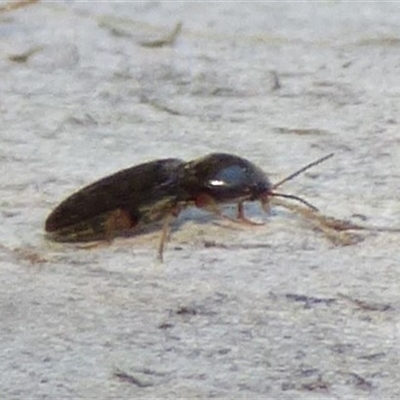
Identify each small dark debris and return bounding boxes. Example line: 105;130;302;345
359;352;385;361
113;369;153;388
1;211;20;218
270;70;281;91
285;293;337;308
274;127;329;136
203;240;272;250
176;306;197;316
9;46;43;63
343;372;374;391
299;367;319;378
203;240;227;249
64;114;98;127
158;322;174;329
141;96;182;115
338;293;392;312
330;343;354;354
300;375;330;392
351;213;368;221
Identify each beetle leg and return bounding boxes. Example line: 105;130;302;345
236;202;265;226
195;194;264;226
197;194;245;224
157;216;171;262
271;198;363;245
261;198;271;214
157;204;183;262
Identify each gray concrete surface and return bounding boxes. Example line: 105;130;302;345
1;1;400;398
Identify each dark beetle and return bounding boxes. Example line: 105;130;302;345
45;152;333;259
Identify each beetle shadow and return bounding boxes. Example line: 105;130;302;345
120;202;270;240
118;207;219;240
181;202;269;230
180;202;269;226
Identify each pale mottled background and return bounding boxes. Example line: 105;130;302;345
1;1;400;398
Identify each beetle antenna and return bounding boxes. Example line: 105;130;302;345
272;153;334;190
266;153;334;211
270;192;318;211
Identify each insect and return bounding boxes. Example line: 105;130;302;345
46;152;348;260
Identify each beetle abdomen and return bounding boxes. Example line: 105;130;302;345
46;208;136;242
45;158;185;241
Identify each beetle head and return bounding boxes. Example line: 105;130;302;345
183;152;333;212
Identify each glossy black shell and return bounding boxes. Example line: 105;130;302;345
45;158;186;236
181;153;272;203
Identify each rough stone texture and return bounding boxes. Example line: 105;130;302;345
1;2;400;398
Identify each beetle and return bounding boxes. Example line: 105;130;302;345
45;152;336;260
